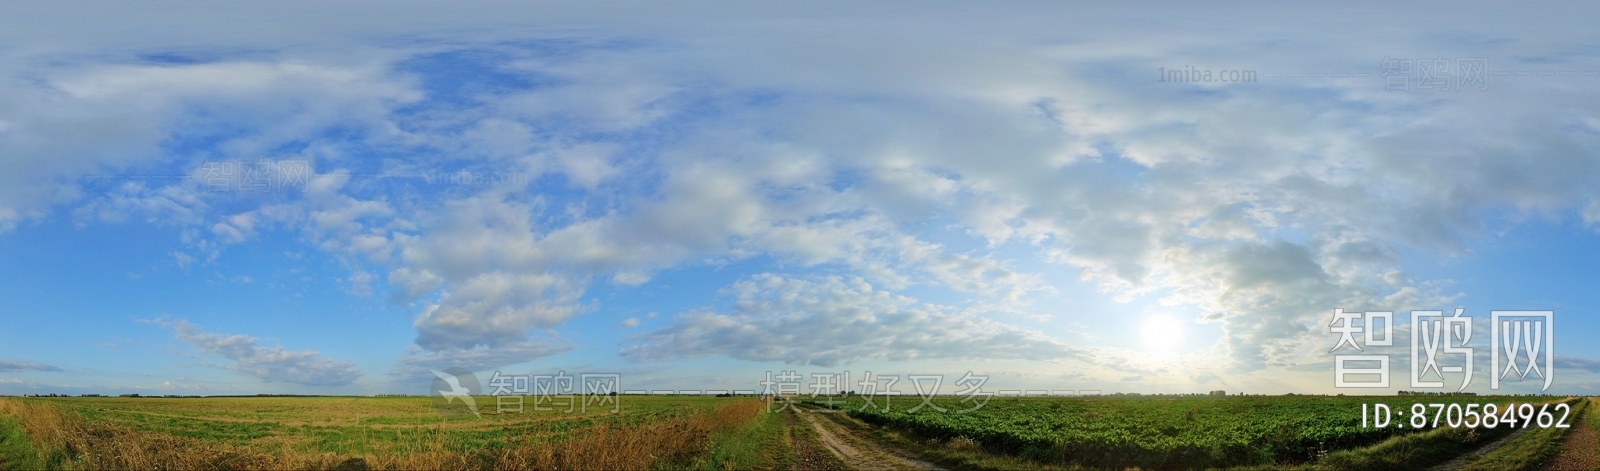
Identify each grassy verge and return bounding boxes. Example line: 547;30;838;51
1459;398;1588;471
1591;397;1600;448
0;411;43;470
689;406;795;470
1314;424;1511;470
0;397;77;470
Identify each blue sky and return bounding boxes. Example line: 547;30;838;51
3;1;1600;397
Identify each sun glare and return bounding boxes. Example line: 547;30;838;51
1141;314;1185;358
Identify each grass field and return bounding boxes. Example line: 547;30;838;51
0;395;787;470
0;394;1592;470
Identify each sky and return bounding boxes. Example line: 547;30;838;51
3;0;1600;397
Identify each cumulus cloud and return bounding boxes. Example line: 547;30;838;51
623;274;1082;367
161;319;362;387
394;340;574;381
0;360;62;372
0;58;416;232
367;152;1048;368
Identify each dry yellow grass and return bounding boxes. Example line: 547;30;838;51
0;397;766;470
483;399;767;470
1;397;358;469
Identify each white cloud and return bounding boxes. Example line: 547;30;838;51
410;272;587;351
388;267;445;300
623;274;1082;367
72;182;208;228
370;161;1042;361
345;270;376;298
0;59;416;232
1556;355;1600;374
394;340;574;381
0;360;62;372
1584;201;1600;230
172;251;195;269
161;319;362;387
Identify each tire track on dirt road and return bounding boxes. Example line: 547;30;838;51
787;407;847;471
794;406;941;471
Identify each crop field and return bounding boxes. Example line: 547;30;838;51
807;395;1596;471
835;395;1487;468
0;394;1595;470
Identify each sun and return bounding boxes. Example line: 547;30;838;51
1141;314;1185;358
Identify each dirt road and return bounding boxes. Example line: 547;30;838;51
793;406;940;471
787;407;847;471
1540;399;1599;471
